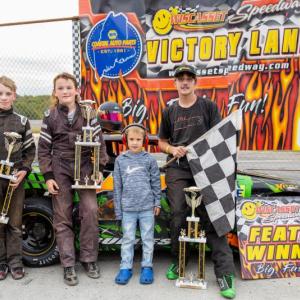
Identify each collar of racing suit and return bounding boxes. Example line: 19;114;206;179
57;103;74;113
0;108;13;116
57;102;81;126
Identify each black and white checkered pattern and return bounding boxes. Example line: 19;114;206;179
186;110;242;237
236;204;262;241
177;6;198;14
72;20;81;88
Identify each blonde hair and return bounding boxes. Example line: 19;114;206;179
125;126;146;137
0;76;17;92
51;72;80;107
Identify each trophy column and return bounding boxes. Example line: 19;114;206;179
0;132;21;224
0;182;15;224
91;136;101;183
73;135;82;187
176;186;207;289
178;229;186;278
71;100;101;189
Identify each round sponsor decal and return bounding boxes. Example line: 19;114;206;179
86;12;142;79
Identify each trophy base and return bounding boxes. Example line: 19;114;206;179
0;174;17;181
0;215;9;224
176;277;207;289
179;236;206;243
71;184;101;189
0;160;13;167
75;141;101;147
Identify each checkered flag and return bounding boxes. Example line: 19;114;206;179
186;110;242;237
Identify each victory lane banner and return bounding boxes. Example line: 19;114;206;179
80;1;300;151
236;196;300;279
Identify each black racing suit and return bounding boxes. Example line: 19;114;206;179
0;108;36;268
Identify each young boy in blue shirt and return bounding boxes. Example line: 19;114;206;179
113;123;161;285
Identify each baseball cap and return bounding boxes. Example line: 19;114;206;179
174;64;197;77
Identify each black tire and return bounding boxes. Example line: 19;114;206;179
22;196;59;267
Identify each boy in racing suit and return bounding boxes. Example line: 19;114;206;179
38;73;108;286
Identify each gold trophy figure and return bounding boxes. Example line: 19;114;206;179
72;100;101;189
176;186;207;289
0;132;22;224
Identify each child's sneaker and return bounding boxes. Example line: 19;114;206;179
217;274;236;299
166;263;179;280
0;264;8;280
64;266;78;286
10;267;25;280
81;262;100;279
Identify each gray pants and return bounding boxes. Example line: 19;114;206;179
52;157;99;267
166;167;235;277
0;179;24;268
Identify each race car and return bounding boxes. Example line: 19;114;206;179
21;163;300;267
21;101;300;266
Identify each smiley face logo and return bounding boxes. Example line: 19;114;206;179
241;201;258;221
152;9;172;35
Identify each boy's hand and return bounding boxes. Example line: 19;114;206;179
154;206;161;216
10;170;27;189
46;179;59;195
95;172;103;185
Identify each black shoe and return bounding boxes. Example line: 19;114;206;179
82;262;100;279
0;264;8;280
10;267;25;280
64;266;78;286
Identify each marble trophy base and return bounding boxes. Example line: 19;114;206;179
176;277;207;289
71;181;101;189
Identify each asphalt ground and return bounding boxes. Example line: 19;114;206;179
1;250;299;300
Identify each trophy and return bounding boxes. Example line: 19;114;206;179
176;186;207;289
72;100;102;189
0;132;22;224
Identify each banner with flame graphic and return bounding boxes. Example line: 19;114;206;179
79;0;300;150
236;197;300;279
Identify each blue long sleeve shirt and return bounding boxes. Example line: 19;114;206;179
113;150;161;220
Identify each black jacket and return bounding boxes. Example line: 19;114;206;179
0;108;36;173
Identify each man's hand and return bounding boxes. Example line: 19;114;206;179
154;206;161;216
46;179;59;195
170;146;187;158
10;170;27;189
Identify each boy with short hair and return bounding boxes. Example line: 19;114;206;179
0;76;35;280
113;123;161;285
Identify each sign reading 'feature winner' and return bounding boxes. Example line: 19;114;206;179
86;12;142;79
236;197;300;280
